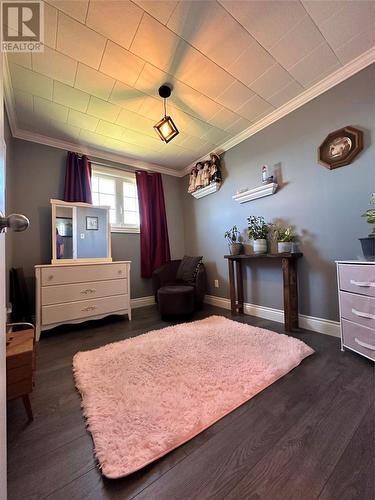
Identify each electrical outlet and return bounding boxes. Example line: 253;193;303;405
80;233;85;239
214;279;219;288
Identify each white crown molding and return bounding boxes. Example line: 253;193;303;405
204;294;340;337
181;46;375;177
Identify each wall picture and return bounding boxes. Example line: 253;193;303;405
318;126;363;170
86;216;99;230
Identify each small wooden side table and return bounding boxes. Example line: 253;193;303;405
224;253;303;332
6;324;36;421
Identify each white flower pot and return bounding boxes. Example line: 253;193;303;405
278;241;292;253
253;239;267;254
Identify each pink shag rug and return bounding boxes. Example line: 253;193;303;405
73;315;313;478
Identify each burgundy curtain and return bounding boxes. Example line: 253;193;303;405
63;152;92;203
136;171;171;278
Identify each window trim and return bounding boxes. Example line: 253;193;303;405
91;164;140;234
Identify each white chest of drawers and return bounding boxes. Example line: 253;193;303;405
35;261;131;341
336;261;375;361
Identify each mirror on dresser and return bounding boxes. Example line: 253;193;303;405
51;199;112;264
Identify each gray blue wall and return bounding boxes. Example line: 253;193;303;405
182;65;375;322
5;136;185;303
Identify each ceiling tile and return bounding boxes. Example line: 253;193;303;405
228;41;275;86
96;120;126;140
236;94;274;122
44;2;57;49
134;63;170;97
86;96;121;122
46;1;89;23
13;90;34;116
224;116;251;135
216;80;255;111
132;0;178;24
208;107;241;130
249;64;295;100
219;0;306;49
131;13;183;73
34;96;69;123
173;46;235;99
48;120;82;143
6;52;31;69
86;0;143;49
302;1;342;24
9;63;53;100
75;63;115;100
100;41;145;86
267;80;304;107
108;81;146;113
137;95;164;122
32;46;77;86
200;126;231;145
68;109;99;131
167;1;253;69
335;26;375;65
315;1;375;50
57;13;106;69
79;129;108;147
269;15;326;69
53;81;90;113
120;127;165;151
116;108;156;137
288;42;341;87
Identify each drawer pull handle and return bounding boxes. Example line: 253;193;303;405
350;279;375;288
82;305;97;312
48;275;53;281
118;270;123;274
352;308;375;320
355;338;375;351
80;288;97;294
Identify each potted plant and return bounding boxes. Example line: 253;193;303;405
247;216;269;254
360;193;375;260
274;225;295;253
224;225;243;255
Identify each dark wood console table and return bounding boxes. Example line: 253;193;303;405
224;253;303;332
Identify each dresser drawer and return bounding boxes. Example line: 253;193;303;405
41;263;128;286
340;291;375;329
342;319;375;361
42;294;129;325
42;279;128;305
338;264;375;297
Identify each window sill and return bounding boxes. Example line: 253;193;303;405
110;227;140;234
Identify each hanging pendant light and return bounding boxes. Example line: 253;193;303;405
153;84;179;144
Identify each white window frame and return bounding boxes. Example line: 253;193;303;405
91;164;140;234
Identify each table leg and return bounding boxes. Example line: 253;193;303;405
228;259;236;314
22;394;33;421
236;260;244;314
282;258;299;332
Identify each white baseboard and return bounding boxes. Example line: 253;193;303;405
204;295;340;338
130;296;155;309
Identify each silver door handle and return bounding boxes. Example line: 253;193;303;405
352;308;375;320
355;338;375;351
350;279;375;288
0;212;29;232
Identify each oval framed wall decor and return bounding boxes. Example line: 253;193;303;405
318;126;363;170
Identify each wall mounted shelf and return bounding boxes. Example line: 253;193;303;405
191;182;221;199
232;182;277;204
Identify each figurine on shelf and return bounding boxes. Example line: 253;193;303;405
202;161;211;187
195;162;205;190
188;165;198;193
209;153;222;184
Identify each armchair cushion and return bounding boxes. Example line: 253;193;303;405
176;255;202;282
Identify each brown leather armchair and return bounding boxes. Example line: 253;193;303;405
152;260;207;316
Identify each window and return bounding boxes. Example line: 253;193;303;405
91;164;140;233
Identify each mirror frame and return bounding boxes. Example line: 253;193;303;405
51;199;112;265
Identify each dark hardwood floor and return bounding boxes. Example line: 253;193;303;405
7;305;374;500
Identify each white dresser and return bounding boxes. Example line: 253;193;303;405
336;261;375;361
35;261;131;341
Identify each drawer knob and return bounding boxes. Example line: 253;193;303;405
48;275;53;281
352;308;375;320
118;270;122;275
350;279;375;288
355;338;375;351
